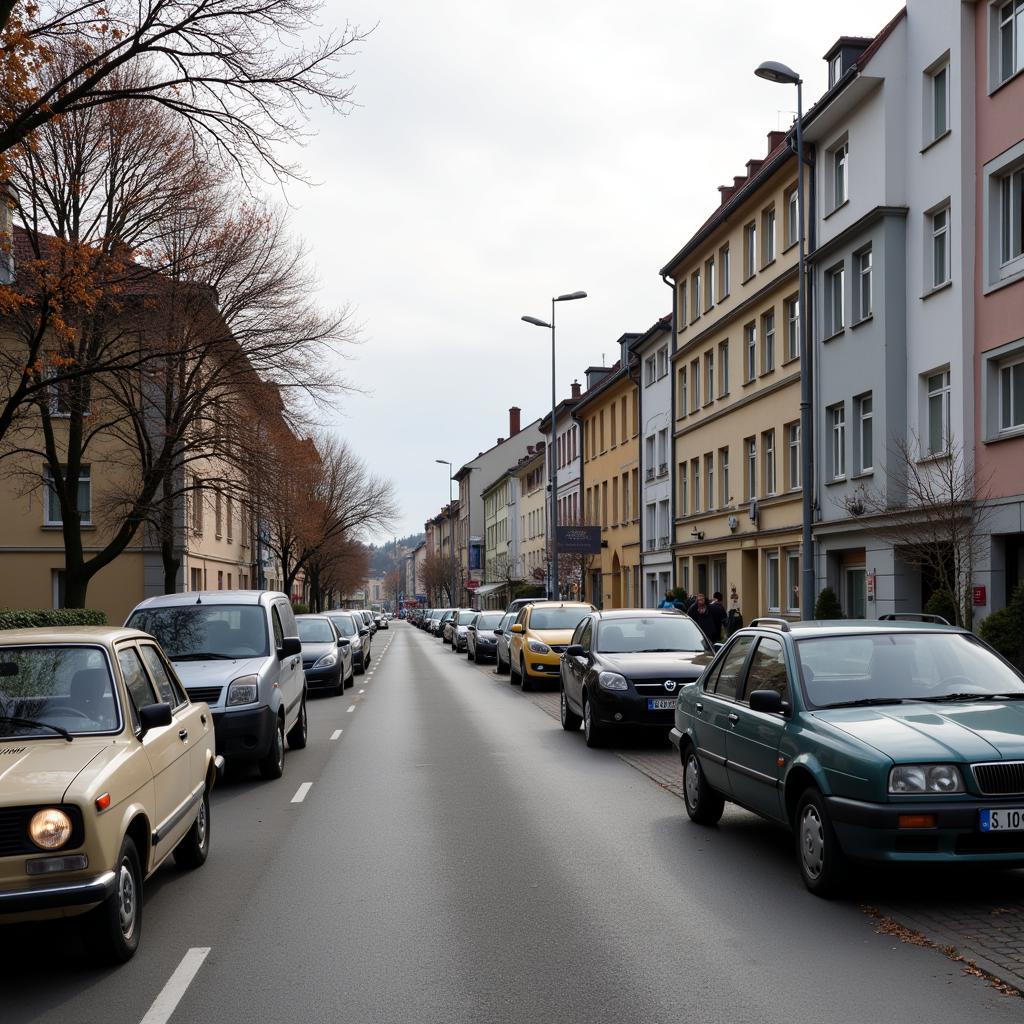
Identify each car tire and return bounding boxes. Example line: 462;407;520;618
560;687;582;731
88;835;143;964
682;745;725;825
355;658;365;676
583;695;605;748
795;788;848;898
287;693;308;750
258;716;286;780
510;655;520;685
174;789;211;869
520;658;534;693
496;651;508;674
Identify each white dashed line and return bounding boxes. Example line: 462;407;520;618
346;705;356;713
330;729;343;740
291;782;313;803
358;689;365;694
139;947;211;1024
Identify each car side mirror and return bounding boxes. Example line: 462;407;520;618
338;638;350;647
278;636;301;659
138;702;172;737
749;689;786;714
565;644;586;659
493;629;502;636
511;624;524;634
359;628;370;637
713;642;724;652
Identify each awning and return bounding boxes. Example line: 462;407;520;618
472;582;505;597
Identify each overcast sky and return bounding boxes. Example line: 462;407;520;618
288;0;901;540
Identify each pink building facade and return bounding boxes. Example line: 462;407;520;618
974;0;1024;617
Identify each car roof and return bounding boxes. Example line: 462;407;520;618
0;625;154;645
742;618;969;639
295;613;332;620
131;590;278;610
592;608;685;619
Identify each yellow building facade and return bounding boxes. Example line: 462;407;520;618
663;131;807;621
574;353;641;609
516;447;547;589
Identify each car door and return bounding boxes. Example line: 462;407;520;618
564;619;591;712
118;642;193;857
510;608;528;666
725;635;791;821
273;600;304;730
693;634;756;795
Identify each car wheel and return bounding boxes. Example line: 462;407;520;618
795;788;848;898
520;658;534;692
287;693;308;749
560;687;582;731
355;657;365;675
497;651;508;674
583;695;606;748
682;745;725;825
174;789;211;869
510;655;520;685
258;716;286;779
88;835;143;963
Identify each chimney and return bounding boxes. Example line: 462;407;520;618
509;406;521;437
745;158;763;178
571;379;581;399
767;130;787;154
718;184;734;206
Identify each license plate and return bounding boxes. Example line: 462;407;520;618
648;698;676;711
980;809;1024;832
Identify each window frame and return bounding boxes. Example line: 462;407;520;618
855;392;874;474
825;262;845;337
787;422;801;490
854;245;872;322
761;309;775;374
43;464;92;527
828;403;846;481
929;203;952;290
925;368;952;455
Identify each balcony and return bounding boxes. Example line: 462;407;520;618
645;467;655;481
658;463;668;477
658;536;670;548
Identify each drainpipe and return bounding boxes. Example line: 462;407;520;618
663;273;677;595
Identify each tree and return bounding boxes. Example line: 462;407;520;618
979;583;1024;670
813;586;843;620
417;549;459;605
383;566;402;610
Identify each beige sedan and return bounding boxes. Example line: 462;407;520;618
0;626;222;963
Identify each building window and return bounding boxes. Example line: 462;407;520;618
43;465;91;526
215;489;223;537
766;551;781;613
743;222;757;280
677;281;688;331
679;462;688;516
763;429;776;495
825;263;845;336
226;494;233;542
761;310;775;373
657;429;668;474
855;393;873;473
704;350;714;404
645;434;656;479
744;322;756;382
746;437;757;500
691;270;701;321
678;365;688;417
657;346;669;378
719;244;731;297
191;478;203;533
787;422;800;490
705;454;715;512
705;257;716;309
691;358;701;411
854;246;872;321
1000;356;1024;431
644;355;656;387
828;403;846;480
718;339;729;396
926;369;951;454
785;296;799;361
762;206;776;265
928;60;949;142
1000;166;1024;269
831;139;849;208
996;0;1024;86
785;186;799;248
691;458;701;513
828;52;842;88
719;447;730;508
785;550;801;614
930;205;951;288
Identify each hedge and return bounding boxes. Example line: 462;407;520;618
0;608;108;630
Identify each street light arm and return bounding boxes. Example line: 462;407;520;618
522;315;551;328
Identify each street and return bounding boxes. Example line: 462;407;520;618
4;622;1023;1024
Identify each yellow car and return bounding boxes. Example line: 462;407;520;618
509;602;594;691
0;627;222;963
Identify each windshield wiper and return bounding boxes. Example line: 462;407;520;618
0;716;72;741
914;692;1024;703
171;652;233;661
820;697;908;709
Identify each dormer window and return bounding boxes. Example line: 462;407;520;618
829;53;842;87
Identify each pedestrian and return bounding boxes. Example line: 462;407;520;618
687;592;718;642
726;587;743;636
709;591;727;642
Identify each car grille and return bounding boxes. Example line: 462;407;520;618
0;805;84;857
550;645;568;654
955;832;1024;855
972;762;1024;796
635;680;693;695
187;685;223;705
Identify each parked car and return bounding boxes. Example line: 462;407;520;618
673;617;1024;897
506;597;550;616
126;590;307;780
494;611;517;674
324;610;368;677
435;609;455;640
0;626;222;963
379;614;390;630
295;614;352;695
560;610;713;747
357;610;377;636
447;609;477;651
467;611;505;663
509;602;593;692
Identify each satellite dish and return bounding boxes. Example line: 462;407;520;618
727;515;739;532
748;499;759;523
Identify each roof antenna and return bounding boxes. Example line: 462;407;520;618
195;594;202;604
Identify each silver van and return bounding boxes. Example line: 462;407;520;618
126;590;307;779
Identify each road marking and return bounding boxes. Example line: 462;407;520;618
346;705;356;713
330;729;343;740
291;782;313;803
358;689;365;694
139;947;210;1024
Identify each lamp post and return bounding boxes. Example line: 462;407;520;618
435;459;455;606
522;290;588;601
755;60;813;620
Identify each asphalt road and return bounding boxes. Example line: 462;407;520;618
4;623;1022;1023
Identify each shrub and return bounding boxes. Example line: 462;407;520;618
290;601;309;615
924;589;958;625
0;608;108;630
813;586;843;620
978;583;1024;670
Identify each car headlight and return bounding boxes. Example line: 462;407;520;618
527;639;551;654
889;764;964;794
313;653;337;669
226;674;259;706
29;808;73;850
598;671;628;691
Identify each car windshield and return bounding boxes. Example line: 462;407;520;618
596;616;709;654
297;619;335;643
796;632;1024;708
128;605;269;660
328;615;358;637
475;612;504;629
0;645;120;736
457;611;476;624
530;607;590;630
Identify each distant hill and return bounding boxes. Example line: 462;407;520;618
368;533;424;574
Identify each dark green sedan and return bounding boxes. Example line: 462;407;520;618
670;617;1024;896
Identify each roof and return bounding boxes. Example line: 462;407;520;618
629;313;673;353
0;625;151;644
452;417;543;480
571;358;636;416
539;396;580;434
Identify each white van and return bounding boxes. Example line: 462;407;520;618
126;590;307;779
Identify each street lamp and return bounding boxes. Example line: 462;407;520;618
755;59;813;620
522;290;588;601
435;459;456;606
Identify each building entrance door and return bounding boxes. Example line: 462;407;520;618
844;566;867;619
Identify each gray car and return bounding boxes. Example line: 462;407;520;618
295;614;353;695
325;611;368;677
494;611;516;674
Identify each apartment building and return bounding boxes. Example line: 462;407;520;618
538;382;584;530
662;130;806;618
480;468;520;609
574;342;641;609
516;445;548;590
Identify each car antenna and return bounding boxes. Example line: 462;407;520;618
195;595;202;604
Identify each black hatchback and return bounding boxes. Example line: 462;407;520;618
560;610;714;747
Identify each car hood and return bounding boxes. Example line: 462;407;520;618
529;629;577;645
813;703;1024;762
300;641;334;659
600;651;714;678
0;737;110;803
170;656;267;688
